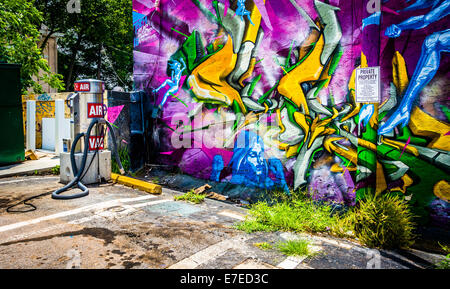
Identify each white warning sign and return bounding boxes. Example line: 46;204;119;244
356;66;381;103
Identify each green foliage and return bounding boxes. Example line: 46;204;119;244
35;0;133;91
236;190;416;250
276;239;314;257
51;165;60;175
112;145;131;174
435;242;450;269
0;0;65;93
234;192;346;235
351;194;416;249
253;242;273;250
174;189;206;204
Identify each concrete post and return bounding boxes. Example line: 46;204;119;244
356;0;382;200
26;100;36;151
55;99;64;155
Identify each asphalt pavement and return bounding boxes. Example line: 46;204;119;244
0;175;444;269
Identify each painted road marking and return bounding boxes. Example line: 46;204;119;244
233;259;278;269
168;235;250;269
0;195;157;233
0;198;173;244
217;210;246;221
0;177;59;185
95;199;173;218
277;256;307;269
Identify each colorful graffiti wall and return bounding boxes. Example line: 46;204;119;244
132;0;449;227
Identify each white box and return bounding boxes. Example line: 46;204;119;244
60;150;111;185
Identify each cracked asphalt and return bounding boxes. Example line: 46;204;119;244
0;175;445;269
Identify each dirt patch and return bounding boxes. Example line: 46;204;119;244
111;220;237;267
0;197;23;210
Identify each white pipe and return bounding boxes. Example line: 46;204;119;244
54;99;64;155
26;100;36;151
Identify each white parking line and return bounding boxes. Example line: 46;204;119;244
0;198;172;244
217;210;246;221
0;177;59;185
0;195;157;233
168;235;251;269
277;256;307;269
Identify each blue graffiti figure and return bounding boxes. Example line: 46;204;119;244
153;58;186;109
210;131;289;193
210;155;224;182
359;104;375;127
236;0;254;26
268;158;290;194
379;0;450;135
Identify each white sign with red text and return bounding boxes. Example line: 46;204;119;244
87;103;106;118
74;82;90;92
88;136;104;151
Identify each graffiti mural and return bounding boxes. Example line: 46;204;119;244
133;0;449;227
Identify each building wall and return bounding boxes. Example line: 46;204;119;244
22;93;71;149
132;0;449;227
28;32;59;94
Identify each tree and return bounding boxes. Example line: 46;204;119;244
35;0;133;91
0;0;65;94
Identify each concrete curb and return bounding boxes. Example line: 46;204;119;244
111;173;162;194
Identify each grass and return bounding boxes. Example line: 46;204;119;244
351;194;415;249
276;239;314;257
235;190;416;250
51;165;60;175
253;242;273;250
174;189;206;204
234;191;352;237
436;242;450;269
112;145;131;174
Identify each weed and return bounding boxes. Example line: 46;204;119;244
254;242;273;250
112;145;131;174
235;194;347;236
351;194;415;249
51;165;60;175
174;189;206;204
435;242;450;269
276;239;314;257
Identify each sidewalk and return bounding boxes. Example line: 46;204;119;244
0;151;59;178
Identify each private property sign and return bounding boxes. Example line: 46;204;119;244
355;67;381;103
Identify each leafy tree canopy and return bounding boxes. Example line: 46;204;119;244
35;0;133;91
0;0;65;94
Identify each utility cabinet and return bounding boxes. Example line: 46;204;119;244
0;64;25;164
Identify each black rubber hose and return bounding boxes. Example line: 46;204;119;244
52;119;99;199
70;132;85;176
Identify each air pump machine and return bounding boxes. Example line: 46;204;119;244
54;79;124;199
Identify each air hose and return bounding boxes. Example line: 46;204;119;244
52;119;125;200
